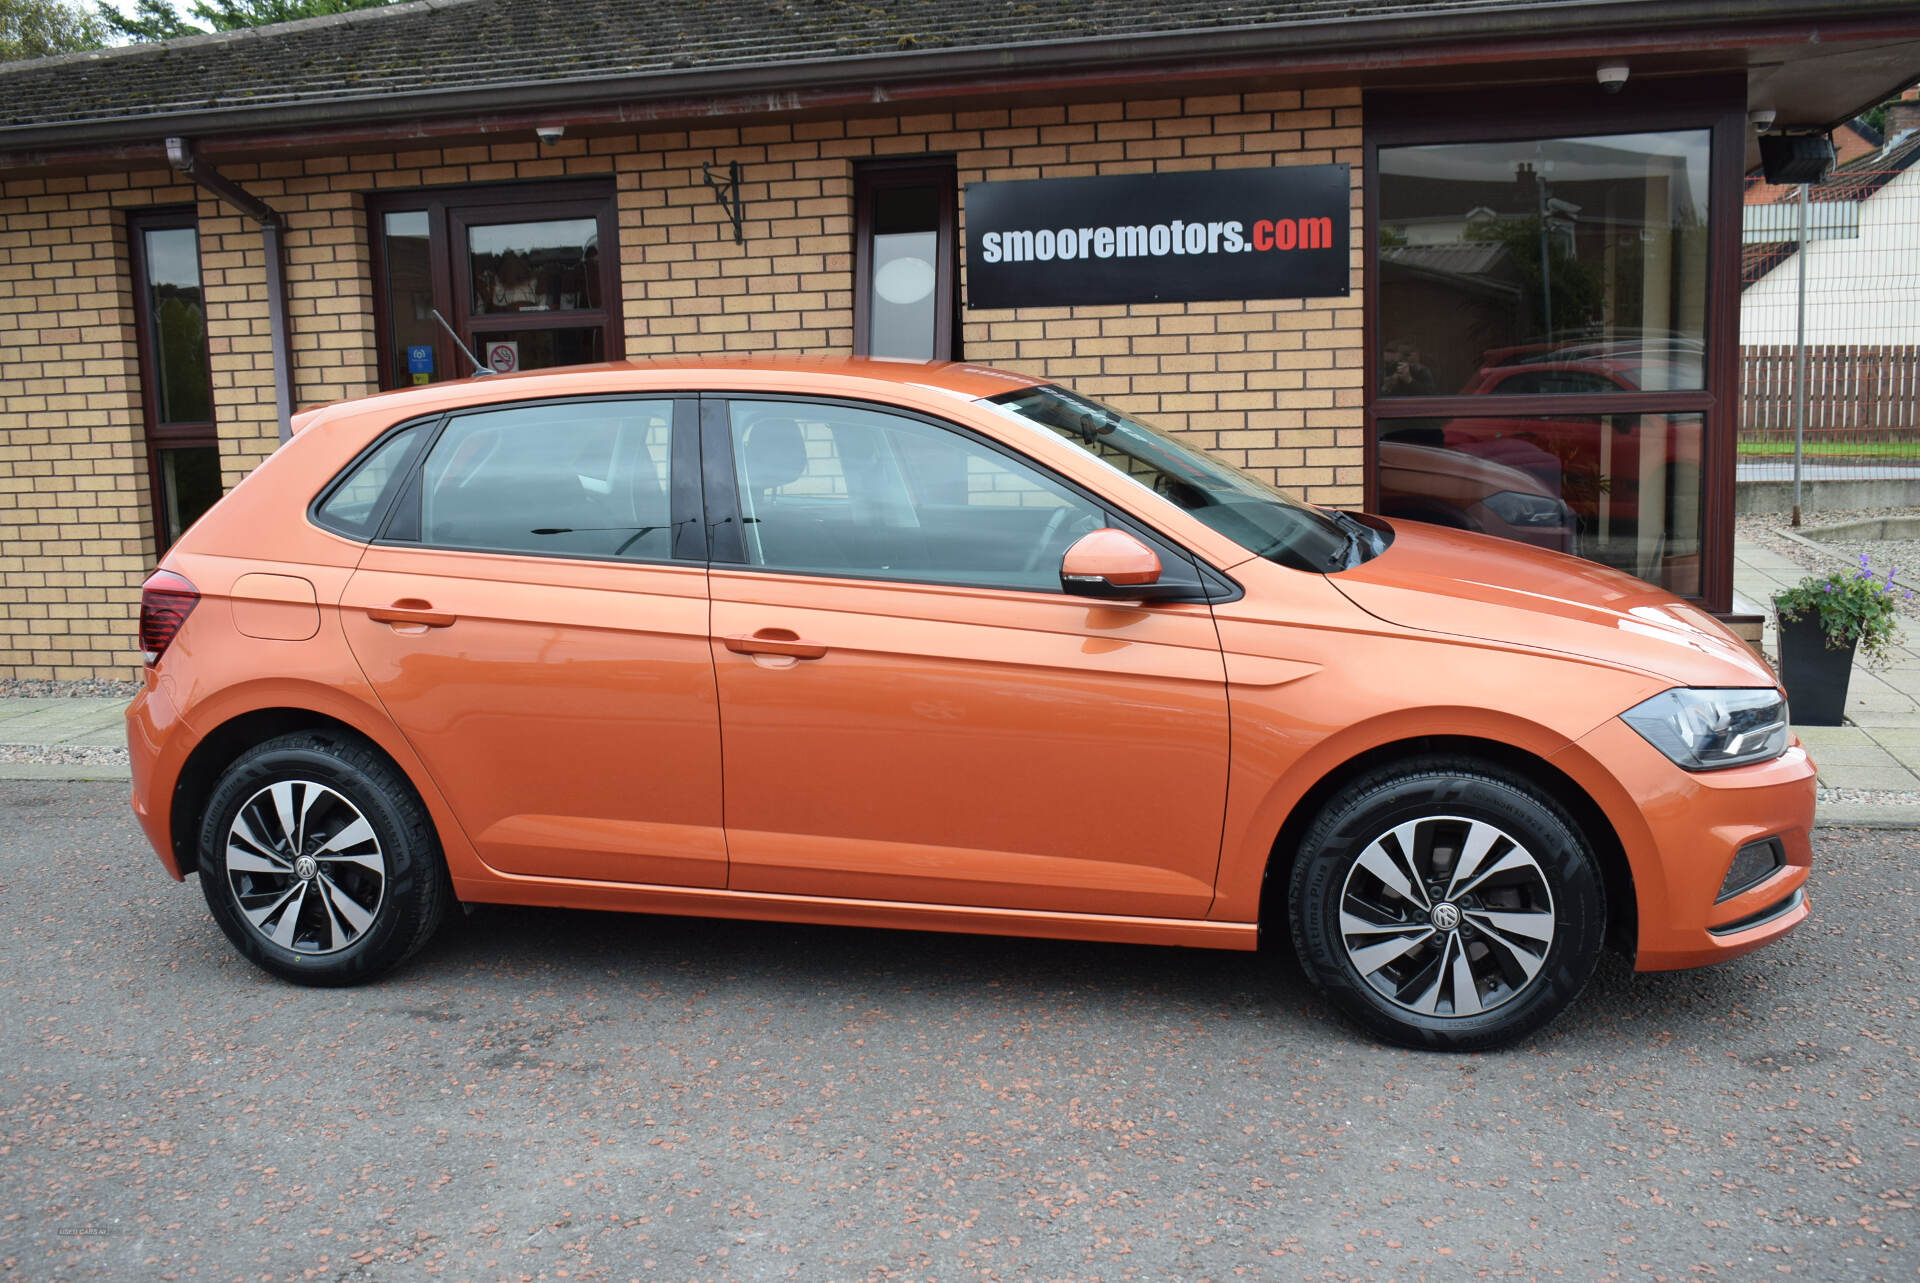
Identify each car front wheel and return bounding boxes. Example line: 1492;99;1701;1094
197;731;449;986
1288;760;1606;1051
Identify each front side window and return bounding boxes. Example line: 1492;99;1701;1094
129;208;221;553
413;400;677;561
987;384;1360;573
727;400;1102;590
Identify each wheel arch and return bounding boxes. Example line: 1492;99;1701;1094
170;707;394;877
1257;735;1637;959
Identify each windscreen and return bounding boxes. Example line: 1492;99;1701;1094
985;384;1358;572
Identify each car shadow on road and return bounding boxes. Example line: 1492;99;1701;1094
422;900;1306;1014
384;899;1797;1053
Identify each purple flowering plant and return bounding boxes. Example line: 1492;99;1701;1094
1774;552;1905;667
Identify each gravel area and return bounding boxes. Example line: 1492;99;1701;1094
0;744;129;766
4;781;1919;1282
0;678;141;700
1819;784;1920;807
1739;507;1920;623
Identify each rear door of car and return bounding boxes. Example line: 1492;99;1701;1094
338;394;727;887
701;393;1232;919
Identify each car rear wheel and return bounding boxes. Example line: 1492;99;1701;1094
1288;759;1606;1051
197;731;449;986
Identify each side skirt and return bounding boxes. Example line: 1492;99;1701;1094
450;873;1260;952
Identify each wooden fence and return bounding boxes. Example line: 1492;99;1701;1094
1740;345;1920;441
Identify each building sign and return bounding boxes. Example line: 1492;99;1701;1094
964;166;1350;309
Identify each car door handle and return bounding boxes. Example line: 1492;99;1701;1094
723;629;827;660
367;599;457;629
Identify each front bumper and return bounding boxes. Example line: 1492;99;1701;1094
1561;717;1817;972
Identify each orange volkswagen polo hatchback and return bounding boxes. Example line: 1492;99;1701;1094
128;358;1815;1050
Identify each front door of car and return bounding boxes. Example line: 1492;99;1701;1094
340;395;727;887
704;396;1232;919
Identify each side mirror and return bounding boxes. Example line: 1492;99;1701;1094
1061;528;1176;601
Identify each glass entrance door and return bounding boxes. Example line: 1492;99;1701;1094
370;184;621;389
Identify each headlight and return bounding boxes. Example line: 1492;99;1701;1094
1621;688;1789;771
1480;490;1570;528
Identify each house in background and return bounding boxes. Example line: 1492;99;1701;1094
1739;88;1920;457
1741;92;1920;344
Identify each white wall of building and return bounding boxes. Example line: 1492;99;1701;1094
1741;161;1920;345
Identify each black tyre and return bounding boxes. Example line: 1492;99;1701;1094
196;730;449;986
1288;759;1606;1051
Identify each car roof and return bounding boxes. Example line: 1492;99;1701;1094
292;356;1048;432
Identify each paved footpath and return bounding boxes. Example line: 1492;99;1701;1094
1734;537;1920;824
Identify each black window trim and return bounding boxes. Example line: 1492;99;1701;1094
702;391;1239;603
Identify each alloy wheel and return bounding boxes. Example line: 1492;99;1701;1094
224;780;387;956
1337;814;1556;1018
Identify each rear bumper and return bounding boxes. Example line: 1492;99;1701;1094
126;675;194;881
1562;718;1816;972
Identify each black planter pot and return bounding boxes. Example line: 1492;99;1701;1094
1775;609;1857;726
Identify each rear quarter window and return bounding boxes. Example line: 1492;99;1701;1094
312;423;427;540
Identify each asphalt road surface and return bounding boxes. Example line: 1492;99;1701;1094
3;780;1916;1282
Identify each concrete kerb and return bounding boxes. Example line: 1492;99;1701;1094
1814;802;1920;829
0;759;133;783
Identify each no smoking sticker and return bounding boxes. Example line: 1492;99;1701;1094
486;340;520;374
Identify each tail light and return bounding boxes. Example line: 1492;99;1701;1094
140;570;199;665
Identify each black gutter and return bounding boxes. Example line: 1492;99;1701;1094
166;137;296;443
3;0;1918;152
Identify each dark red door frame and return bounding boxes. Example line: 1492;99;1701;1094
366;179;623;390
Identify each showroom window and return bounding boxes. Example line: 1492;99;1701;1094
1367;89;1742;605
368;182;622;389
129;208;222;553
853;160;960;361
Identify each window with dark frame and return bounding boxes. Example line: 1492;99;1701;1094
128;207;222;554
368;182;623;390
853;160;960;361
1365;86;1745;608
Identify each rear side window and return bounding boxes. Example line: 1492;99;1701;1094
417;399;678;561
313;424;425;540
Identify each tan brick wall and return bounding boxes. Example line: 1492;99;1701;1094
603;88;1366;498
0;88;1364;680
0;169;193;681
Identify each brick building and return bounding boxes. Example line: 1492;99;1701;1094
2;0;1918;679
